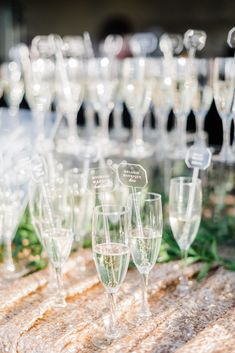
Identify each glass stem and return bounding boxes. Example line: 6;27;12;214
67;112;77;138
221;119;231;155
4;238;15;273
140;273;151;317
132;116;143;145
106;292;118;338
99;111;110;142
177;115;187;151
196;113;205;141
9;106;19;118
33;111;45;137
180;249;188;285
84;103;95;132
158;114;167;140
113;102;123;130
54;265;66;307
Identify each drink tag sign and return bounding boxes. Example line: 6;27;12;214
227;27;235;48
185;144;212;170
88;167;116;193
117;162;148;189
184;143;211;225
184;29;207;51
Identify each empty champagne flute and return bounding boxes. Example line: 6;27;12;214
86;57;119;148
122;58;153;158
92;205;130;349
25;58;55;137
128;192;163;322
169;177;202;291
213;57;235;162
55;57;85;144
192;59;213;144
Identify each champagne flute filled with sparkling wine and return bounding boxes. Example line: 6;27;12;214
92;205;130;349
128;192;163;323
213;57;235;162
39;178;75;307
169;177;202;291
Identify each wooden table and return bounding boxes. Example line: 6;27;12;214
0;250;234;353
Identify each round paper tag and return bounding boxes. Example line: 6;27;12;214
185;144;212;170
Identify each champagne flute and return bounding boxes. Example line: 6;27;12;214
151;58;173;153
39;178;74;307
25;58;55;137
192;58;213;144
86;57;119;148
169;177;202;291
0;150;31;279
128;192;162;322
55;58;84;143
29;182;57;291
92;205;130;349
213;57;235;162
171;57;196;158
65;168;95;272
122;58;153;158
1;61;24;117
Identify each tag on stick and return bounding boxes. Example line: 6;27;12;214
185;144;212;170
184;29;207;57
88;167;116;193
117;162;148;189
227;27;235;48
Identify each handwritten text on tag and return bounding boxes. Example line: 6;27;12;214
117;162;148;188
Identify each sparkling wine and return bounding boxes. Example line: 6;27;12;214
4;81;24;108
172;79;196;116
43;228;73;268
213;80;235;117
130;228;161;274
192;84;213;116
94;242;130;293
123;80;152;119
169;213;201;251
151;78;173;115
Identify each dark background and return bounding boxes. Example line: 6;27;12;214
0;0;235;146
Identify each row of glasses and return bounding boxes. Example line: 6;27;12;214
92;191;163;348
7;37;235;163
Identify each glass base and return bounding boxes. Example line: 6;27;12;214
92;324;126;349
0;263;29;281
176;276;193;295
110;128;129;141
213;147;235;164
123;141;154;159
126;308;152;326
